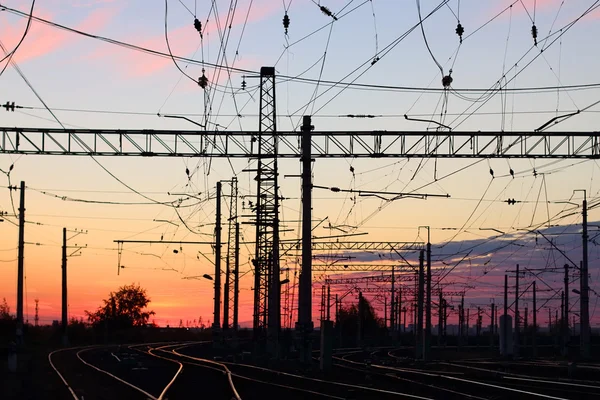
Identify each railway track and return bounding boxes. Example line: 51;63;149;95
49;341;238;399
336;348;600;399
49;341;600;399
172;343;434;399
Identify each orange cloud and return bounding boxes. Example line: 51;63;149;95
0;6;117;64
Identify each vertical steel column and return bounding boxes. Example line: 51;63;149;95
62;227;68;345
224;178;238;330
416;250;424;359
16;181;25;344
581;191;591;358
254;66;280;354
390;265;395;334
532;281;537;357
514;264;520;357
297;115;314;364
425;240;431;360
438;290;443;345
214;182;222;331
564;263;569;349
233;223;240;331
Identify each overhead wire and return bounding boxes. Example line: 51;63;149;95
0;0;35;76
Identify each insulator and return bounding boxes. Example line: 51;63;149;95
241;78;247;90
531;24;538;46
198;70;208;89
320;5;337;20
194;18;203;37
2;101;15;112
455;23;464;43
283;13;290;34
442;74;453;88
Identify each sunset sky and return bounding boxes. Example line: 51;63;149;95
1;0;600;329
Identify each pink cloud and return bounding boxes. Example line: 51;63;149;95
85;1;277;79
491;0;561;18
0;6;117;64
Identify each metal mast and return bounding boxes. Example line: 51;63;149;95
224;178;238;330
253;67;280;353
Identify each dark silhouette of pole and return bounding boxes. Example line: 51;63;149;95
560;291;565;354
398;289;402;333
503;274;508;356
233;222;240;331
514;264;520;357
580;190;591;358
390;265;395;334
564;263;569;350
425;237;432;361
214;182;222;331
358;291;364;345
490;301;495;348
61;227;68;345
16;181;25;344
532;281;537;357
327;284;331;321
438;290;443;345
442;299;447;342
416;249;424;359
298;115;314;364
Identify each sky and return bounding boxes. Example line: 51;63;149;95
1;0;600;329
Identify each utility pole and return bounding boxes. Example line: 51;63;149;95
466;308;470;340
532;281;537;357
335;294;339;323
442;299;447;343
16;181;25;344
327;284;331;321
560;291;565;355
398;289;402;333
223;178;238;331
214;182;222;332
579;189;591;358
438;290;443;346
390;265;395;335
58;227;85;346
358;291;364;346
233;223;240;331
503;274;508;356
297;115;314;365
514;264;520;357
416;249;424;359
424;228;431;361
476;307;482;339
384;295;388;328
34;299;39;327
461;295;465;347
61;227;68;345
490;301;495;348
564;263;569;352
523;306;528;349
458;298;463;349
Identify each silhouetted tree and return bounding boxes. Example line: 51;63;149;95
336;295;382;344
85;283;155;329
0;297;13;320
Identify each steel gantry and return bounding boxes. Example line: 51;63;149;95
223;178;239;331
2;128;600;158
252;67;280;354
